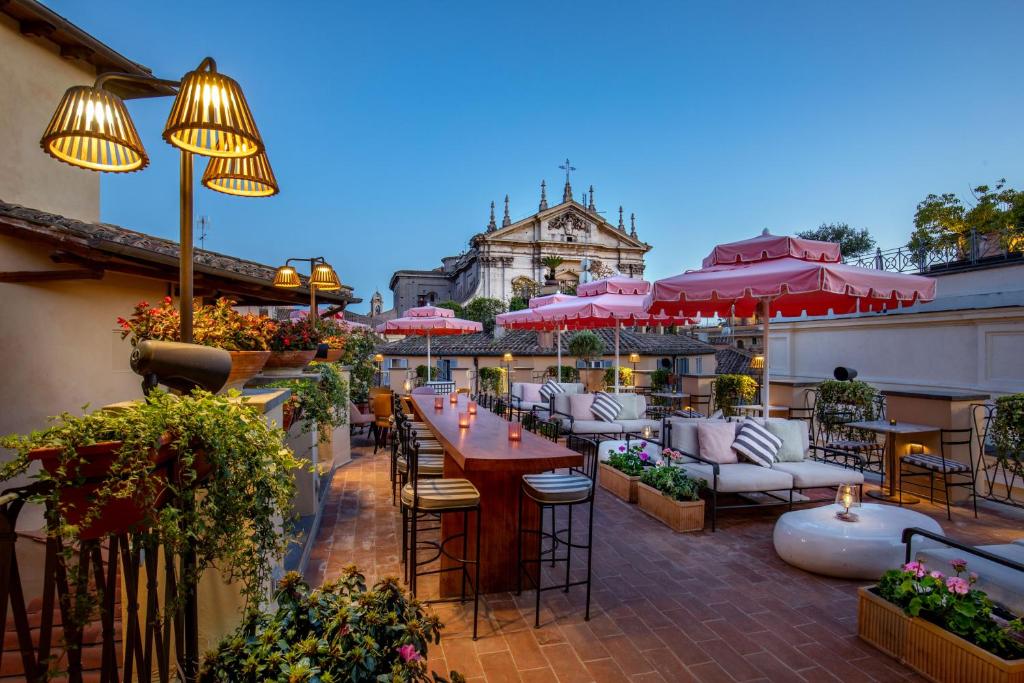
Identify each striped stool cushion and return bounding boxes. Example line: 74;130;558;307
902;453;970;473
826;440;879;452
396;455;443;476
522;473;593;504
401;479;480;510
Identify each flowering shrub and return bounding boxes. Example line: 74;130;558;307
878;559;1024;659
639;461;704;502
199;568;465;682
118;297;277;351
606;441;652;476
269;316;323;351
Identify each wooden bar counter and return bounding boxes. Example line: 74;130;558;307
410;395;582;596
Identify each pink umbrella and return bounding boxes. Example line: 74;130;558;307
376;305;482;382
645;230;936;406
497;294;578;380
501;277;691;393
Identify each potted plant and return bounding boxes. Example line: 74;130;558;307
265;316;323;373
267;362;349;439
119;297;278;390
859;559;1024;682
712;374;758;417
637;461;705;532
567;330;604;392
542;255;564;285
599;441;651;503
546;365;579;382
200;568;465;682
603;366;633;389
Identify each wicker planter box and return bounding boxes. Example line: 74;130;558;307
858;587;1024;683
636;483;705;532
599;463;640;503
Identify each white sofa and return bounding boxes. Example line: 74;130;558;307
510;381;584;416
665;417;864;531
552;393;662;437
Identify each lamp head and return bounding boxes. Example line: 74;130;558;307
310;262;341;291
163;58;263;158
273;265;301;288
374;353;384;363
750;354;765;370
40;85;148;172
628;352;641;364
202;151;279;196
503;352;514;363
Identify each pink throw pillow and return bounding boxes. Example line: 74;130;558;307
697;422;739;464
521;383;543;403
568;393;596;421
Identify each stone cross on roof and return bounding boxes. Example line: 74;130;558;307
559;158;575;202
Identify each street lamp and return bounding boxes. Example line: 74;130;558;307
503;352;514;402
374;353;384;387
273;257;341;316
40;57;277;344
629;352;640;387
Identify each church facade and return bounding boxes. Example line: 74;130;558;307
389;173;652;312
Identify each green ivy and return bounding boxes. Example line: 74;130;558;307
546;365;579;382
602;366;633;387
267;362;349;439
650;368;671;391
199;569;465;682
639;464;704;502
340;329;379;405
992;393;1024;475
713;374;758;417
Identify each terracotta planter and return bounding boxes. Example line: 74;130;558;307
222;350;271;391
636;482;705;532
858;587;1024;683
324;348;343;363
28;435;174;540
599;463;641;503
282;401;303;432
263;349;317;374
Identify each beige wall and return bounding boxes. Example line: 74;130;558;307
0;235;165;441
0;15;100;221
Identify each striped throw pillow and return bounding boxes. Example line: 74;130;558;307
591;392;621;422
732;419;782;468
539;379;565;401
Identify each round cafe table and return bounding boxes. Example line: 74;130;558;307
773;503;943;580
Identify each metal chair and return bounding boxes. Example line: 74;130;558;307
516;435;598;628
899;428;977;520
371;392;393;453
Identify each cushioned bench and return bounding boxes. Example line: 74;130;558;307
510;382;584;417
553;392;662;438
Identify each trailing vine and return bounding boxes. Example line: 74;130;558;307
266;362;349;439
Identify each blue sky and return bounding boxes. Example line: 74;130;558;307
47;0;1024;313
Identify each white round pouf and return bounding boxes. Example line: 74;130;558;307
772;503;943;580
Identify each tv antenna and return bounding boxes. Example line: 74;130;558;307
196;216;211;250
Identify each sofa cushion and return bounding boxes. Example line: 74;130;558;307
559;382;585;395
569;393;596;421
666;418;735;456
698;422;739;464
612;394;646;420
764;420;807;462
521;383;543;403
569;419;623;435
732;420;781;468
539;379;565;401
772;461;864;488
679;462;794;493
592;392;621;422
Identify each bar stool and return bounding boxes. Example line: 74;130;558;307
401;437;482;639
516;435;598;628
391;414;444;505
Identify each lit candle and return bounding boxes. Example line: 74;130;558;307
434;396;443;411
889;418;897;426
450;392;458;405
642;425;652;440
508;421;522;441
458;412;470;429
468;400;478;415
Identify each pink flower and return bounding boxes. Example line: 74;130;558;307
929;571;944;580
618;445;627;452
903;561;926;578
949;558;967;573
969;572;978;583
639;452;649;462
946;576;970;595
397;644;422;662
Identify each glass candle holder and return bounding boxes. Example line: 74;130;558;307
450;392;458;405
889;418;897;426
468;401;478;415
458;412;470;429
642;425;653;440
508;421;523;441
834;483;861;522
434;396;443;411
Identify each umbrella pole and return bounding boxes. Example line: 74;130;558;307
614;324;621;394
761;299;770;413
557;327;562;381
427;331;432;383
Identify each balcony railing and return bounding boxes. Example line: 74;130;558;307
844;231;1021;274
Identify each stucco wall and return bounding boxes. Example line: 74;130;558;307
0;15;100;222
0;235;165;440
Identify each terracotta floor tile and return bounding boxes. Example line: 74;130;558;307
540;642;591;683
584;657;629;683
478;651;524;683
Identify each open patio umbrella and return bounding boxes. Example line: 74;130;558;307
645;230;937;408
507;276;691;393
496;293;577;379
375;305;482;382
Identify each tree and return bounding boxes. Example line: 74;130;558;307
508;295;528;312
909;180;1023;256
434;300;464;317
567;330;604;390
542;256;564;282
461;297;507;334
797;222;876;258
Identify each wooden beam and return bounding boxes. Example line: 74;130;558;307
0;268;103;283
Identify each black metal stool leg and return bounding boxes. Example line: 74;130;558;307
472;507;481;641
516;489;524;596
584;499;594;621
564;504;573;593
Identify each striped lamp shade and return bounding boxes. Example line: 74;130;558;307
310;263;341;290
39;86;148;172
202;151;279;197
163;61;263;158
273;265;301;288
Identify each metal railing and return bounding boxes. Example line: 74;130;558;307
844;231;1021;274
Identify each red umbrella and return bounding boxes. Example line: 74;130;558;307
645;230;936;407
376;305;482;382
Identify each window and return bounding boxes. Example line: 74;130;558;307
388;358;408;369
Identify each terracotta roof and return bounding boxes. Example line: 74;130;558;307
715;348;754;375
377;328;715;357
0;200;360;307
